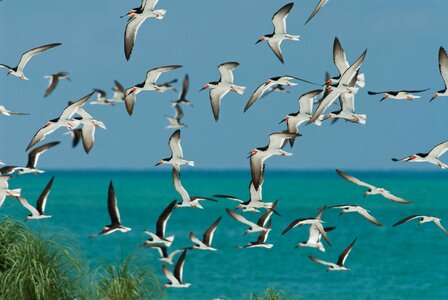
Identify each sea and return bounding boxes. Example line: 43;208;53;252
2;170;448;300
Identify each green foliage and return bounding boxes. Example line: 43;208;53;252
249;287;290;300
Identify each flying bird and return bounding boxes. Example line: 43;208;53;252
393;215;448;236
74;108;106;154
172;169;217;209
256;3;299;64
124;65;182;115
91;89;115;106
309;238;357;271
16;176;54;221
165;104;186;129
89;181;131;237
329;205;383;227
324;83;367;124
392;140;448;169
147;245;183;265
0;176;21;207
282;217;332;247
304;0;329;25
172;74;192;106
0;105;29;116
162;249;191;288
155;130;194;172
142;200;177;247
430;47;448;102
200;62;246;121
295;207;335;252
44;72;70;97
368;89;430;101
189;217;222;251
236;220;273;249
0;43;62;80
336;169;411;204
225;208;269;234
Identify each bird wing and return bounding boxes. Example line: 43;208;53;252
381;191;412;204
107;181;121;225
27;141;60;169
174;104;184;119
272;3;293;34
209;87;230;121
244;82;271;112
299;89;323;115
174;250;187;283
168;130;183;159
315;223;332;246
124;91;136;115
26;123;61;151
36;176;54;214
339;50;368;86
44;75;59;97
309;255;334;267
250;156;265;191
359;209;383;226
172;169;190;203
0;176;10;189
60;91;94;120
304;0;328;25
17;43;62;72
124;16;147;60
179;74;189;100
434;219;448;236
226;208;258;227
17;196;40;217
218;62;239;84
268;131;296;150
114;79;125;94
337;238;357;266
438;47;448;88
144;0;159;11
392;215;422;227
156;200;177;238
146;65;182;85
336;169;376;189
428;140;448;159
268;40;284;64
308;89;341;123
81;122;96;154
257;200;277;227
333;37;349;74
162;265;179;285
203;216;222;246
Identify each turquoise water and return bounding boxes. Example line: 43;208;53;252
2;170;448;299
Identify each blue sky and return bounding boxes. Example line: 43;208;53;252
0;0;447;170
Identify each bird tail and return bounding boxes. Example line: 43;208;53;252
357;114;367;125
313;115;325;126
9;189;21;197
154;9;167;19
287;35;300;41
356;73;366;88
186;161;195;167
231;85;246;95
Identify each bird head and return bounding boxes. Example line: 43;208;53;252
199;84;209;92
247;149;257;159
256;37;266;44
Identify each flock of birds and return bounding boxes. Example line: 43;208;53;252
1;0;448;290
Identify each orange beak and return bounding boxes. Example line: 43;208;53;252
199;84;209;92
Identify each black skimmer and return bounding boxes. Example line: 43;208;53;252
309;49;367;123
189;217;222;251
336;169;411;204
147;245;183;265
368;89;430;101
200;62;246;121
0;105;29;116
430;47;448;102
0;176;21;207
304;0;329;25
0;43;62;80
143;200;176;247
329;205;383;227
282;217;332;246
155;130;194;172
123;0;166;60
324;83;367;124
158;79;178;93
236;220;273;249
279;89;324;145
261;84;291;99
91;89;114;106
165;104;186;129
124;65;182;115
74;108;106;154
392;140;448;169
26;91;94;151
16;176;54;221
162;249;190;288
0;141;60;176
256;3;299;64
172;169;217;209
327;37;365;88
43;72;70;97
225;207;272;235
244;76;318;112
295;207;334;252
172;74;192;106
393;215;448;236
89;181;131;237
249;132;297;190
309;238;357;271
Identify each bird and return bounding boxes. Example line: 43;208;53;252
0;141;60;176
147;245;183;265
430;47;448;102
189;217;222;251
26;91;94;151
304;0;329;25
89;181;131;237
249;132;297;190
260;84;291;98
124;65;182;115
329;205;383;227
282;218;332;247
279;89;324;144
157;78;178;93
323;82;367;124
393;215;448;236
142;200;176;247
155;130;194;172
123;0;167;60
309;238;357;271
327;37;366;88
225;207;272;235
165;104;186;129
0;43;62;80
162;249;191;288
44;72;70;97
256;3;299;64
16;176;54;221
172;169;217;209
392;140;448;169
309;49;367;123
368;89;430;101
172;74;192;106
200;62;246;121
73;108;106;154
0;176;21;207
295;207;335;252
64;129;82;149
91;89;115;106
336;169;411;204
236;220;273;249
244;76;319;112
110;80;126;103
0;105;29;116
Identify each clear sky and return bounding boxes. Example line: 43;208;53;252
0;0;447;170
